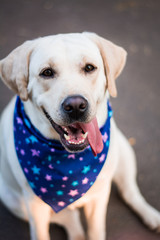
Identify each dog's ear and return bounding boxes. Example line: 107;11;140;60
83;32;127;97
0;40;38;101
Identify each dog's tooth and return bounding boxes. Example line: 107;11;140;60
83;132;88;139
67;138;86;145
62;126;68;133
64;127;68;132
64;134;70;140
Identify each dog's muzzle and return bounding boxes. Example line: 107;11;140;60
42;95;103;156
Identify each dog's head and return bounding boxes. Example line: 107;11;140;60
0;33;127;155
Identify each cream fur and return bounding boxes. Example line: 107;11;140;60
0;33;160;240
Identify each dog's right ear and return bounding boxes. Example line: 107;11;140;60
0;40;38;101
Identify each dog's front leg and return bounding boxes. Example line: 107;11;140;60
53;208;85;240
23;189;51;240
84;183;111;240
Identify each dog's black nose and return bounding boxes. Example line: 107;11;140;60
62;95;88;121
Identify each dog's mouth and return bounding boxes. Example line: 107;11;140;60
42;108;103;156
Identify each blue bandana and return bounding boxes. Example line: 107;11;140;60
14;96;113;213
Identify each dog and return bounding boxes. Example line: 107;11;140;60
0;32;160;240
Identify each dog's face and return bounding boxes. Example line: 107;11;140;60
0;33;127;154
29;34;105;124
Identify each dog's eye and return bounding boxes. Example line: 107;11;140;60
84;64;96;73
40;68;55;78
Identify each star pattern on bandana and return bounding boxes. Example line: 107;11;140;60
31;165;41;174
68;154;75;159
29;181;36;189
16;117;23;125
68;189;79;197
20;149;25;155
82;165;91;174
58;201;65;207
82;177;89;184
102;132;108;142
99;154;106;163
72;181;79;186
14;96;112;213
45;174;52;181
31;149;40;157
40;187;48;193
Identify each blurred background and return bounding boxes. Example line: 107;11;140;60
0;0;160;239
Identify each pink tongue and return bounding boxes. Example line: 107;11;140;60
79;117;103;156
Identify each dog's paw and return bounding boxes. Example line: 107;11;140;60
142;207;160;233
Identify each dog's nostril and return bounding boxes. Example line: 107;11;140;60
79;103;87;110
64;104;73;112
62;95;88;120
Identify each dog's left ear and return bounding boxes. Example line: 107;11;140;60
83;32;127;97
0;39;38;101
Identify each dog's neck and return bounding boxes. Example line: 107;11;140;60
23;93;109;141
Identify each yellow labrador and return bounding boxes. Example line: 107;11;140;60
0;33;160;240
